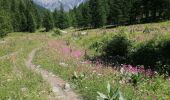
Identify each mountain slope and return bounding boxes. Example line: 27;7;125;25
33;0;86;11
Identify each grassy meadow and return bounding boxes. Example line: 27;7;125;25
1;21;170;100
34;21;170;99
0;33;54;99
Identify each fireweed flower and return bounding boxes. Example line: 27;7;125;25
72;50;83;58
121;64;155;77
63;47;71;53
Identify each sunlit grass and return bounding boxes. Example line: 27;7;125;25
0;32;53;99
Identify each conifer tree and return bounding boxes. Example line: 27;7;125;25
20;13;27;32
75;5;84;27
58;4;70;29
89;0;106;28
81;3;91;28
43;11;54;32
53;9;60;28
26;11;36;32
10;0;20;31
0;10;13;38
69;8;78;27
108;0;121;25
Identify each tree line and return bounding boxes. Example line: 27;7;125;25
0;0;43;37
69;0;170;28
41;0;170;30
1;0;170;37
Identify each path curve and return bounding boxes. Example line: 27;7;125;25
25;48;80;100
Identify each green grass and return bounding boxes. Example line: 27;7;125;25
33;21;170;100
1;21;170;100
0;32;53;99
34;47;170;100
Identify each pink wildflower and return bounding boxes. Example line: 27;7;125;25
72;50;83;58
63;47;70;53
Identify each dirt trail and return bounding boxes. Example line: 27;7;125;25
25;48;80;100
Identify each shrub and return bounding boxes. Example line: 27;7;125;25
89;41;105;52
52;28;61;36
131;40;159;69
157;37;170;74
131;36;170;73
159;39;170;63
102;33;131;59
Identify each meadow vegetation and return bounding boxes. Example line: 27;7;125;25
33;21;170;99
0;33;54;99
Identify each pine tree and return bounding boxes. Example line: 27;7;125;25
53;9;60;28
75;5;84;27
89;0;106;28
26;11;36;32
81;3;91;28
69;7;78;27
0;10;13;38
58;4;70;29
108;0;122;25
20;13;27;32
43;10;54;32
11;11;21;32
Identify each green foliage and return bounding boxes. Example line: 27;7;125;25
97;83;125;100
57;4;70;29
0;33;53;99
52;28;61;36
103;33;131;58
89;0;107;27
131;35;170;73
0;0;47;34
68;0;170;28
71;71;85;87
34;37;170;99
131;40;159;68
43;11;54;32
0;11;13;38
26;11;36;32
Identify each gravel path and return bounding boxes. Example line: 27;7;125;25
25;48;80;100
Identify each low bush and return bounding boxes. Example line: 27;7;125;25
157;37;170;74
52;28;61;36
102;33;131;61
131;40;159;69
131;35;170;74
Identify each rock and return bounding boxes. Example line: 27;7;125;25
59;62;68;67
52;86;60;93
120;67;125;74
81;32;88;35
37;65;41;68
60;30;67;34
64;83;71;90
21;87;28;92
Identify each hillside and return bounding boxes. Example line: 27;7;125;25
1;21;170;99
0;0;170;99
